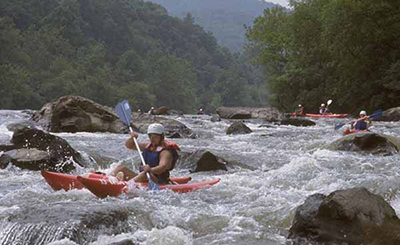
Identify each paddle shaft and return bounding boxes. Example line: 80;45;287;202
128;126;152;181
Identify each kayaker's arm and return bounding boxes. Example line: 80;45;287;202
125;132;146;150
145;150;173;175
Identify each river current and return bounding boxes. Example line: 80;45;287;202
0;110;400;245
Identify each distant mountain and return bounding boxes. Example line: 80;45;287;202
145;0;277;53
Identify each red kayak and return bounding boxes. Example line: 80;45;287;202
77;175;221;198
342;129;369;136
41;171;192;192
306;113;348;118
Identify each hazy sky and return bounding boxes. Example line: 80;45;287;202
267;0;289;8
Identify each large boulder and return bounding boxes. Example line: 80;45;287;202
216;107;283;121
176;149;228;172
31;96;129;133
373;107;400;122
288;188;400;245
327;132;400;155
0;127;86;172
226;122;252;135
132;113;195;138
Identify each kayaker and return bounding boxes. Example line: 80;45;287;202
293;104;305;117
111;123;180;184
148;107;156;115
319;103;330;114
351;110;371;130
197;108;204;115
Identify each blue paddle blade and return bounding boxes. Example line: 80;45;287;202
115;100;132;126
370;109;383;119
334;123;346;130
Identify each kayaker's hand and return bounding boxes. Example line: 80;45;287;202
142;164;151;173
130;131;139;139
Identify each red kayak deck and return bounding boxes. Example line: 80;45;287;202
306;113;348;118
41;171;192;192
342;129;369;136
41;171;106;191
77;175;220;198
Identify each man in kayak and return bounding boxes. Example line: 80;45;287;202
148;107;156;115
197;108;204;115
319;103;327;114
293;104;305;117
351;110;371;130
111;123;180;184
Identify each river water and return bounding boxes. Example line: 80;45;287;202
0;110;400;245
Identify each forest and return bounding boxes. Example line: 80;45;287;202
247;0;400;114
0;0;268;112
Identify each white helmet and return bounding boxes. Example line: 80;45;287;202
360;110;367;116
147;123;165;135
321;103;325;107
298;104;302;107
151;107;154;109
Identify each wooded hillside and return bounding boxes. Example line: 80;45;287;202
247;0;400;114
0;0;269;112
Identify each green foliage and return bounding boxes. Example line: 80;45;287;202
0;0;269;112
247;0;400;114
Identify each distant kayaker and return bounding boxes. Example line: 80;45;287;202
293;104;305;117
197;108;204;115
319;103;329;114
148;107;155;115
111;123;180;184
351;110;371;130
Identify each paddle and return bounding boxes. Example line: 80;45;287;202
115;100;160;190
334;109;383;130
323;99;333;115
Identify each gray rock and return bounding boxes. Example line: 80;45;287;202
280;118;316;127
132;113;195;138
177;150;228;172
216;106;283;121
374;107;400;122
327;132;400;155
6;127;86;172
0;154;11;169
31;95;129;133
6;120;37;132
226;122;252;135
288;188;400;245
